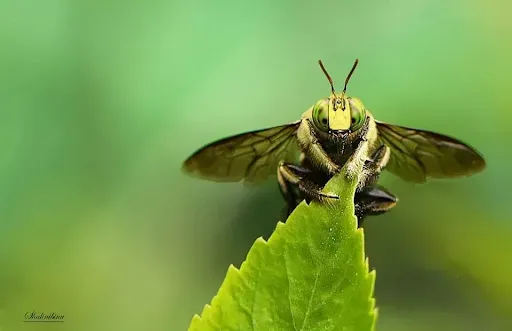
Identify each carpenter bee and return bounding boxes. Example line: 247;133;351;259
182;60;486;225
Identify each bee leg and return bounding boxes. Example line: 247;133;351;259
346;117;371;181
354;185;398;227
358;144;391;190
296;119;340;175
277;164;304;216
278;162;339;205
345;139;369;181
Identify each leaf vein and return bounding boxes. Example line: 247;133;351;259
299;269;320;330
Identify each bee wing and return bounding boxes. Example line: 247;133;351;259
376;121;486;182
182;121;302;184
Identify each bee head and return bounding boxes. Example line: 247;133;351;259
312;60;367;135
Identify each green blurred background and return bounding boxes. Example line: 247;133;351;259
1;0;511;330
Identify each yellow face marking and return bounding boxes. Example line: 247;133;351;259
328;94;351;130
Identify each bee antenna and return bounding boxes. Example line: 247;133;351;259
318;60;336;95
343;59;359;94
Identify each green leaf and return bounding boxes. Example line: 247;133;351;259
189;161;377;331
